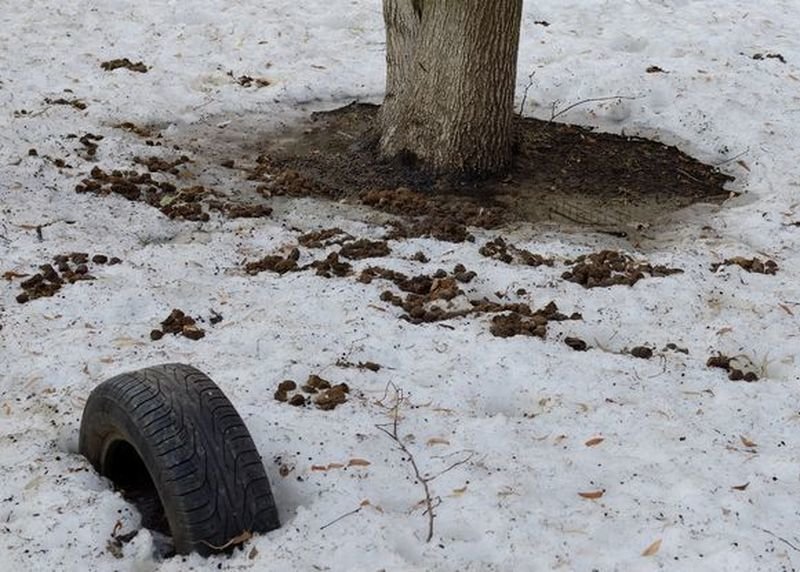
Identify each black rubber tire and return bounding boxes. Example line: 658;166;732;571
79;363;280;555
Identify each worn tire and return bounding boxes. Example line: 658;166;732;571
79;363;280;555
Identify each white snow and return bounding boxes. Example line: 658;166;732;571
1;1;800;570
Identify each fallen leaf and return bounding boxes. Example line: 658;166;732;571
427;437;450;446
736;160;751;172
359;499;371;507
732;482;750;491
740;435;757;448
716;326;734;335
642;538;662;557
778;303;794;316
585;437;605;447
248;546;258;560
451;485;468;496
311;465;327;472
348;458;371;467
327;462;345;470
578;490;604;500
2;271;29;280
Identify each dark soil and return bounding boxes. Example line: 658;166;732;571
76;166;271;222
564;337;589;351
45;97;87;111
339;239;391;260
274;375;350;410
11;252;120;304
562;250;683;288
101;58;148;73
249;102;734;238
479;237;554;267
151;308;206;341
298;228;351;248
707;354;760;382
630;346;654;359
710;257;778;275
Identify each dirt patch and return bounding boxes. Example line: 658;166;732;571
479;237;554;267
339;239;391;260
75;166;271;221
564;337;589;351
44;97;87;111
274;375;350;410
298;228;351;248
133;155;190;174
249;102;734;236
710;257;778;275
11;252;121;304
562;250;683;288
707;354;760;382
151;308;206;341
245;248;300;275
630;346;654;359
101;58;148;73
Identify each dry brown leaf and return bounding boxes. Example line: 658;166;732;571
740;435;757;448
359;499;371;507
732;482;750;491
778;303;794;316
327;462;345;470
716;326;734;335
348;458;371;467
585;437;605;447
578;490;604;500
642;538;662;557
311;464;327;472
248;546;259;560
736;160;751;172
2;271;29;280
427;437;450;446
451;485;468;495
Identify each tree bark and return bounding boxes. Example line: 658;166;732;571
380;0;523;175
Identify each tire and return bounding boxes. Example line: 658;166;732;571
79;363;280;555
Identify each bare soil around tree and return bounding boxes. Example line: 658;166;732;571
253;102;734;237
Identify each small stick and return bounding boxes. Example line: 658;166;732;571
320;506;364;531
550;95;640;121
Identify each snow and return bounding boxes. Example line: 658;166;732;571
1;1;800;570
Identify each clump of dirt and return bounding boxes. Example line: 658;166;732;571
133;155;190;174
113;122;159;139
12;252;120;303
336;359;381;372
564;337;589;351
710;257;778;275
274;375;350;410
310;252;352;278
76;133;103;159
361;188;505;243
479;237;554;267
630;346;654;359
298;228;351;248
44;97;87;111
211;202;273;218
101;58;148;73
151;309;205;341
488;301;576;339
562;250;683;288
230;73;271;88
707;354;759;382
76;166;209;221
339;239;391;260
244;248;300;275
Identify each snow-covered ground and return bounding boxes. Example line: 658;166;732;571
2;1;800;570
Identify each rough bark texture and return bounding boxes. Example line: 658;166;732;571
381;0;523;174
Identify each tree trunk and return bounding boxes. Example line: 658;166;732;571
380;0;523;175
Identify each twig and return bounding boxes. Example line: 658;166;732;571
375;383;473;543
760;527;800;552
713;147;750;167
320;506;363;531
518;70;536;115
199;530;252;551
550;95;641;122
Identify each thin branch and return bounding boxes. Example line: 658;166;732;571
374;383;471;543
760;527;800;552
550;95;641;122
713;147;750;167
518;70;536;115
320;506;363;531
